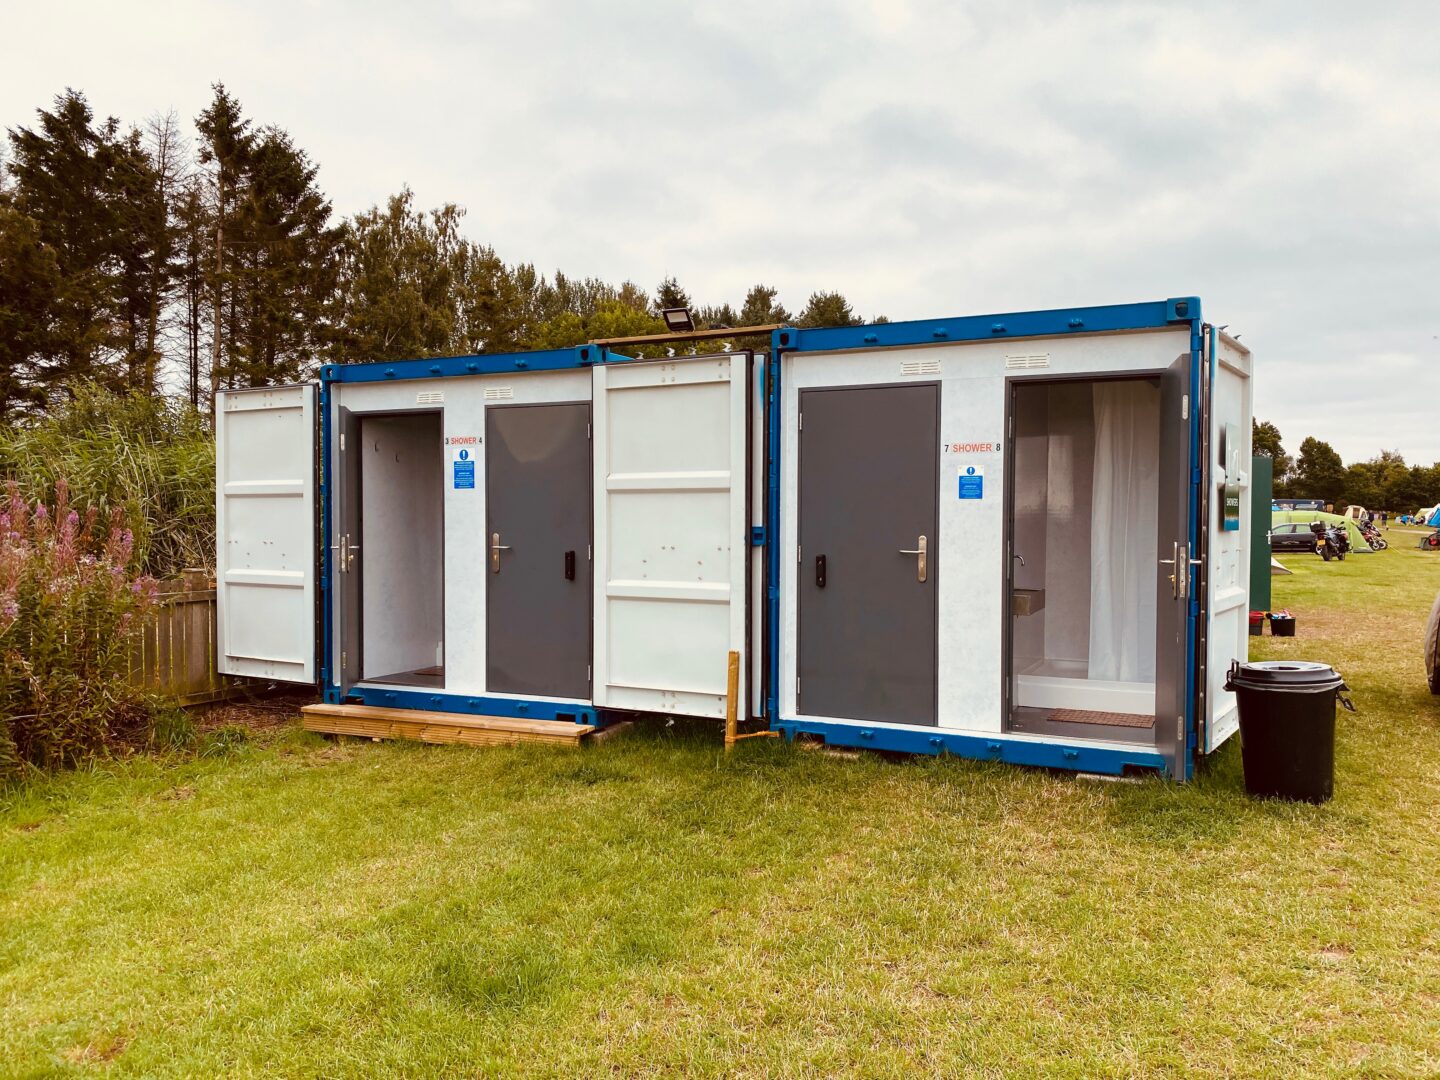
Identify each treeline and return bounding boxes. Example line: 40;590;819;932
1253;420;1440;511
0;85;876;420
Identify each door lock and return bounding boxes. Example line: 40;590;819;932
331;534;361;573
491;532;511;573
1159;542;1189;598
1160;541;1178;598
898;535;927;583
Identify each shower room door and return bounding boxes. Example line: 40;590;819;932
796;383;940;726
485;402;593;700
1155;353;1197;778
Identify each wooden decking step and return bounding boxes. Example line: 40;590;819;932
301;703;591;748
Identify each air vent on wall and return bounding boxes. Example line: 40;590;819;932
900;358;942;376
484;387;514;401
1005;353;1051;370
416;390;445;404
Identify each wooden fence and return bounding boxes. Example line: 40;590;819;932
130;570;248;706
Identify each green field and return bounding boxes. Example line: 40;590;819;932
3;532;1440;1077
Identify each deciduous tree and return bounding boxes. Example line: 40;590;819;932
1292;437;1346;506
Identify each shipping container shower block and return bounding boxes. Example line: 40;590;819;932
217;346;760;735
216;297;1252;779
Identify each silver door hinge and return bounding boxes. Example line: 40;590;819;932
796;676;800;695
587;665;592;680
798;412;803;430
1176;715;1184;741
586;423;591;438
339;432;346;451
1181;395;1189;421
342;651;347;670
796;543;802;564
1008;413;1014;437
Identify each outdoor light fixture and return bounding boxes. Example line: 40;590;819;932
661;307;695;333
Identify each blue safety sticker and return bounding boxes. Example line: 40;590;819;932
453;447;475;490
958;465;984;500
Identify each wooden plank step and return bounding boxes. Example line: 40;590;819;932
301;703;590;748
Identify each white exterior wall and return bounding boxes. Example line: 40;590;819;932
216;384;318;683
331;369;591;701
1205;332;1254;751
779;327;1192;734
591;356;749;720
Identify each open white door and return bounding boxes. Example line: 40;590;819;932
215;384;318;683
593;354;749;719
1202;332;1253;752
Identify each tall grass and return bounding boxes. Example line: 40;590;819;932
0;386;214;579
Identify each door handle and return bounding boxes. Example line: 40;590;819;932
1159;541;1188;598
564;550;576;581
898;535;927;583
491;532;511;573
332;534;361;573
815;554;826;588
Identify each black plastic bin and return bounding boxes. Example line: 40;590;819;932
1225;660;1353;803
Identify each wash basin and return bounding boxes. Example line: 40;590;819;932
1013;588;1045;617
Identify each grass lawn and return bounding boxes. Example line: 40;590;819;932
3;533;1440;1077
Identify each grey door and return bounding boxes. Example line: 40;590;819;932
1155;355;1194;778
486;402;591;699
798;384;939;725
335;406;363;690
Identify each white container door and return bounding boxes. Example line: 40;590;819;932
1202;333;1254;752
593;354;749;719
215;384;318;683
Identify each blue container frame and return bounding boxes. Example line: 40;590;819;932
317;346;602;727
764;298;1207;778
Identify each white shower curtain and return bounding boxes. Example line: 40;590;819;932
1088;381;1159;683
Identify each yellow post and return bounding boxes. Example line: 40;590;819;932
724;649;740;752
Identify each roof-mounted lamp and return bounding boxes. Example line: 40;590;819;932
660;307;695;333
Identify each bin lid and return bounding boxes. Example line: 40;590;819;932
1228;660;1345;690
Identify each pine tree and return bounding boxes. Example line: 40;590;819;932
195;84;253;404
6;91;124;394
797;290;863;328
739;284;790;327
654;275;692;313
228;126;338;385
0;204;62;418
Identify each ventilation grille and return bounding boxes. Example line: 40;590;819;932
415;390;445;404
1005;353;1050;370
484;387;514;401
900;358;942;376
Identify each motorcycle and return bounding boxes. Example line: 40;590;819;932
1310;521;1348;561
1359;521;1388;551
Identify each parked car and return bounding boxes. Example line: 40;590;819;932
1427;590;1440;694
1269;522;1325;554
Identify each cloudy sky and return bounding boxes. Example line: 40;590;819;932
4;1;1438;463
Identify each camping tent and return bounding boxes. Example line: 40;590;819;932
1271;510;1372;553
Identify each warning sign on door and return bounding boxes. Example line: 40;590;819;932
957;464;984;500
452;446;475;490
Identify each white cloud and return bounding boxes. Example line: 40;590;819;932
2;0;1438;461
